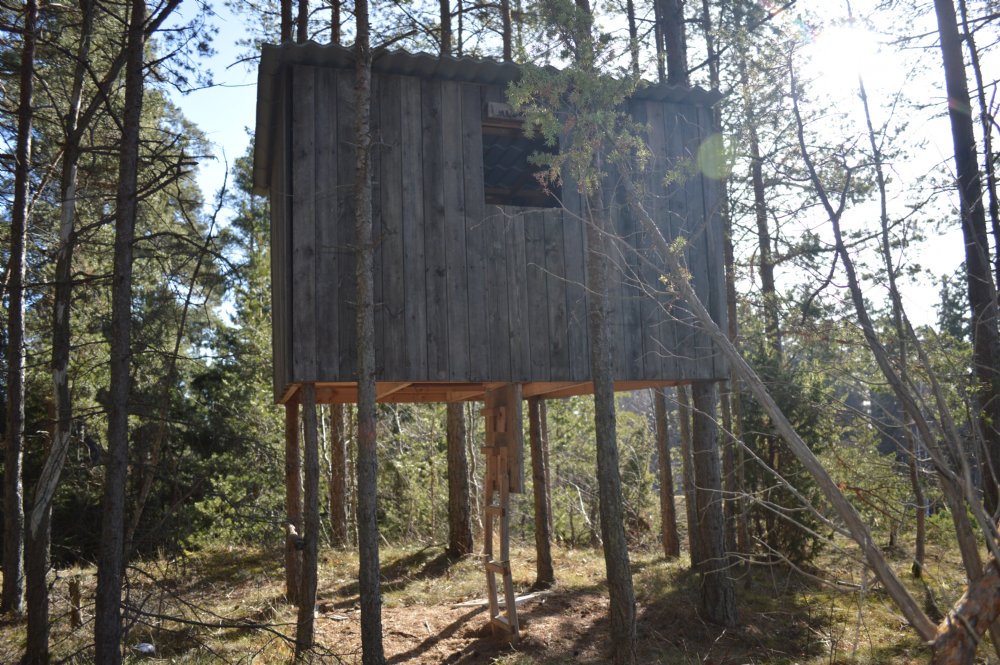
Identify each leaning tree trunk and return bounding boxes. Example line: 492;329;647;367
95;0;146;660
691;382;737;626
585;188;637;665
354;0;384;659
528;397;555;587
654;389;680;558
2;0;36;618
446;402;473;558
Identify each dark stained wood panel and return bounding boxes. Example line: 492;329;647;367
441;81;471;379
461;82;490;381
290;65;318;382
523;208;550;381
266;63;727;398
422;78;449;380
379;75;406;379
314;66;339;379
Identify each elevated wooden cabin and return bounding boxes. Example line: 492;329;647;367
253;43;727;406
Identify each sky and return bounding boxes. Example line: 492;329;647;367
170;3;258;205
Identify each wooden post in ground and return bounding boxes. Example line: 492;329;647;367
285;397;303;605
296;383;321;655
654;388;680;558
527;396;555;588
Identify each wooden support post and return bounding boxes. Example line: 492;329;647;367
296;383;321;655
285;397;303;605
482;384;523;639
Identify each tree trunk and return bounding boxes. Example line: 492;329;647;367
297;0;308;42
285;400;303;605
625;0;639;78
281;0;293;41
295;384;320;656
2;0;37;618
691;382;737;626
500;0;512;61
329;404;349;547
24;3;93;659
934;0;1000;517
354;0;384;658
654;389;680;558
585;188;637;665
528;397;555;587
440;0;451;55
95;0;146;660
676;385;701;566
331;0;340;45
446;402;473;558
660;0;687;85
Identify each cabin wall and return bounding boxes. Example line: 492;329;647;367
273;63;726;396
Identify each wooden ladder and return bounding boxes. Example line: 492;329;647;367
482;394;520;639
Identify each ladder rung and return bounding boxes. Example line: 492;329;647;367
484;559;509;574
485;505;505;517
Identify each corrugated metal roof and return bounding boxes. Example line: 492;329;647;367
253;41;722;193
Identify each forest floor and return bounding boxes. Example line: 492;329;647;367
0;537;974;664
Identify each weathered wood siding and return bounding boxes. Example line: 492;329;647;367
275;63;726;396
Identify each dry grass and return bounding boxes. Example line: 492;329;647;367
0;537;981;664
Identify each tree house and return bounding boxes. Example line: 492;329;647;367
253;42;727;638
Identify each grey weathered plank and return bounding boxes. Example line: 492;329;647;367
646;99;679;380
676;101;712;379
290;64;318;382
379;75;406;379
461;82;490;380
615;173;644;380
401;75;428;378
335;69;358;378
506;206;530;381
523;207;550;381
697;103;728;379
442;81;470;380
543;206;569;379
271;74;291;399
604;182;625;380
314;66;339;380
663;102;698;379
422;78;449;380
371;73;385;374
560;172;589;382
485;205;513;381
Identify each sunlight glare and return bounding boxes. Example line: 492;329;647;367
803;23;900;94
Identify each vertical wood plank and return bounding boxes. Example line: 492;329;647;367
543;206;569;379
315;66;339;380
401;75;428;378
677;101;712;380
422;78;449;380
379;75;405;379
506;207;530;381
270;75;292;399
462;82;490;380
291;65;318;382
442;81;471;379
371;73;385;374
561;171;589;381
485;205;513;381
603;181;625;380
646;99;678;380
336;69;358;378
664;102;697;380
698;104;728;379
615;171;644;380
524;208;550;381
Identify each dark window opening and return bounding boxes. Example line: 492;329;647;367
482;124;561;208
